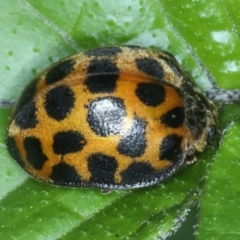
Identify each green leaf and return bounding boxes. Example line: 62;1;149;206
161;0;240;90
1;0;240;239
197;105;240;240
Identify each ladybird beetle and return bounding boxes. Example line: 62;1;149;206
6;46;217;189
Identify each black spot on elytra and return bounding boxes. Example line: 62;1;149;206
87;59;120;75
50;162;81;185
87;97;126;136
84;59;119;93
6;136;25;168
160;134;183;162
53;131;87;155
136;58;164;79
84;74;118;93
14;99;38;129
117;116;147;158
45;60;75;84
135;82;165;107
121;162;156;185
44;85;75;121
88;153;118;184
159;54;183;78
160;107;185;128
84;47;122;57
13;78;39;118
24;137;48;170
